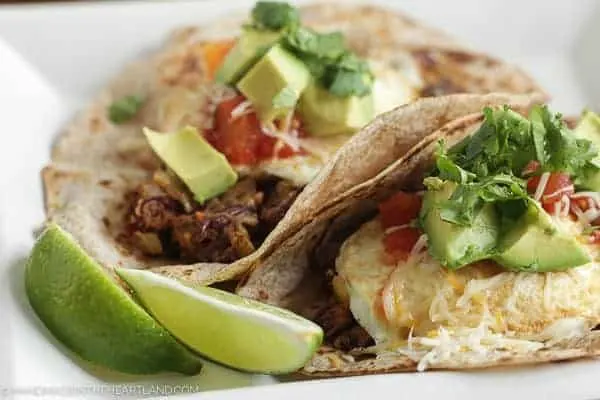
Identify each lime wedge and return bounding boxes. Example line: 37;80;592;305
116;268;323;374
25;223;203;375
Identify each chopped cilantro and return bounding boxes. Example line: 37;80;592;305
535;106;598;175
283;30;373;98
321;53;374;97
248;2;374;98
429;105;598;226
108;95;144;124
251;1;300;31
435;146;475;183
432;142;528;226
283;28;346;60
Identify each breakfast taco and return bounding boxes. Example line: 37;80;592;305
238;95;600;374
44;1;542;286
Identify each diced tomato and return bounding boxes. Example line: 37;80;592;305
526;172;574;213
383;227;421;262
213;96;262;165
203;40;235;80
210;95;304;166
378;192;422;229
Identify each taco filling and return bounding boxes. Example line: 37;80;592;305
112;1;466;264
327;107;600;370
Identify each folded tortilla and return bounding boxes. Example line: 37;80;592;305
43;3;544;286
237;92;600;375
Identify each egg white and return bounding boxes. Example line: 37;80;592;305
336;218;600;349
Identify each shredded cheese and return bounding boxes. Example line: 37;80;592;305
261;121;302;152
396;321;546;371
229;99;253;121
384;224;412;235
571;192;600;203
533;172;551;201
280;111;294;134
542;184;574;202
572;201;585;220
410;234;428;256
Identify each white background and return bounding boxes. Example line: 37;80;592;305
1;1;599;398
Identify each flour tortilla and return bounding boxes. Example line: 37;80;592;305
43;3;543;285
238;95;600;375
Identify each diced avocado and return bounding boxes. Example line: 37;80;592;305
237;44;310;123
144;126;237;204
215;28;281;85
494;200;591;271
421;180;500;269
573;110;600;191
298;81;374;136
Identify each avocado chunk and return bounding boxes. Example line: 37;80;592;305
573;110;600;191
494;200;591;271
298;81;374;136
144;126;237;203
237;44;310;123
215;28;281;85
421;180;500;269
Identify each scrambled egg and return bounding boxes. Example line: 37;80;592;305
336;218;600;347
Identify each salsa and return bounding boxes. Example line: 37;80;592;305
378;192;423;261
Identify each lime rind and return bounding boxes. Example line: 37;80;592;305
25;223;203;375
116;268;323;374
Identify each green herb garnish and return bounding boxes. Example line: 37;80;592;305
282;29;373;98
283;28;346;61
430;105;598;226
249;2;374;98
321;53;374;97
251;1;300;31
108;95;144;124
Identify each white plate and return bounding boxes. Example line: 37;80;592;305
1;1;600;398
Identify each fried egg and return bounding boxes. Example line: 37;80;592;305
336;218;600;353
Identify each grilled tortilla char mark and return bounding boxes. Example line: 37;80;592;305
121;174;300;264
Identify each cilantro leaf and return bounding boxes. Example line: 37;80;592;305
108;95;144;124
537;106;598;175
283;28;345;60
435;142;475;183
427;105;599;226
249;2;375;98
281;28;374;97
439;174;528;226
452;106;534;177
272;86;298;109
251;1;300;31
321;53;374;97
432;144;528;226
322;67;372;97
